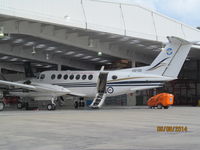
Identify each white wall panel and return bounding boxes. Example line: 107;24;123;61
0;0;200;43
83;0;125;34
122;5;156;40
0;0;86;28
182;25;200;41
153;13;185;42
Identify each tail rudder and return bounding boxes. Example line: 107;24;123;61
145;36;192;78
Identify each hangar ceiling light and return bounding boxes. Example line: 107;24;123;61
13;39;23;44
129;40;140;44
91;58;100;61
82;56;92;59
74;53;84;57
65;51;75;55
10;58;18;61
119;37;130;42
99;60;108;63
44;65;52;68
137;44;144;47
25;41;35;46
0;56;9;60
55;50;63;53
46;46;56;51
98;52;102;56
36;44;46;49
35;64;43;67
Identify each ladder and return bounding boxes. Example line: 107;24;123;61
90;93;106;109
90;70;108;109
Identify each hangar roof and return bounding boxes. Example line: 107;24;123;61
0;0;200;72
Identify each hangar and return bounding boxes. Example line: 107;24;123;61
0;0;200;108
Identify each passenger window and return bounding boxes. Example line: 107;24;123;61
64;74;68;80
57;74;62;79
69;75;74;80
88;75;93;80
76;74;80;80
82;75;87;80
51;74;55;80
40;74;45;80
112;75;118;80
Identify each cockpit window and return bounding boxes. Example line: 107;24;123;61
40;74;45;80
51;74;56;80
88;75;93;80
112;75;118;80
57;74;62;79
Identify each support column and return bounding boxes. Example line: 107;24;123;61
127;60;137;106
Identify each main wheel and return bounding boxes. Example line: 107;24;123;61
157;104;163;109
74;101;78;109
0;101;5;111
17;102;24;109
47;104;56;111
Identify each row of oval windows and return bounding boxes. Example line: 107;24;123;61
40;74;94;80
40;74;118;80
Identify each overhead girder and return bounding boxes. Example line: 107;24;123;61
1;19;154;64
0;43;95;70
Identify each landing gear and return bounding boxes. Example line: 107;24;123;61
47;103;56;111
17;102;24;109
47;97;57;111
0;101;5;111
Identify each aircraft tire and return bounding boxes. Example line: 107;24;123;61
0;101;5;111
47;104;56;111
17;102;24;109
74;101;78;109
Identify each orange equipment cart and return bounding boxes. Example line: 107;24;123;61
147;93;174;109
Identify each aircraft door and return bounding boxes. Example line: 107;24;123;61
97;72;108;93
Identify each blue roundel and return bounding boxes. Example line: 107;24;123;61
107;86;114;94
166;48;173;55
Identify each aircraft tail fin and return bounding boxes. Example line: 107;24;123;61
145;36;192;78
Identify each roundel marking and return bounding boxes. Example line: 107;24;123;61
166;48;173;55
107;86;114;94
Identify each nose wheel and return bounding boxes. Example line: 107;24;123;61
0;101;5;111
47;103;56;111
47;97;57;111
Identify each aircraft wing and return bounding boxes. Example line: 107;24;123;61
0;80;70;94
0;79;87;97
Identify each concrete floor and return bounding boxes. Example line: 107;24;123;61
0;107;200;150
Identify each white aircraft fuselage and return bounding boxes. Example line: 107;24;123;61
9;69;174;100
